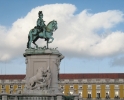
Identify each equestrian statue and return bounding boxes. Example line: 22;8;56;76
27;11;58;49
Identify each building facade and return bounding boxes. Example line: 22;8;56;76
59;73;124;99
0;73;124;99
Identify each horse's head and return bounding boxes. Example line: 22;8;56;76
46;20;58;32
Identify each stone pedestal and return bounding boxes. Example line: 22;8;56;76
23;48;64;95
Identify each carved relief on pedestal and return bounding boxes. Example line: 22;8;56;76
26;66;51;90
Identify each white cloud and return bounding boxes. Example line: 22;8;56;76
0;4;124;61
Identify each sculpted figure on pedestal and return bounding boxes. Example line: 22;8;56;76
27;67;52;90
28;68;45;90
27;11;58;49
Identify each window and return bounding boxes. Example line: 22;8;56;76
1;91;3;93
18;85;21;89
73;80;78;83
115;85;118;88
78;85;82;89
10;85;13;88
97;85;100;88
97;91;100;99
70;85;73;89
2;85;5;89
115;91;119;99
106;85;109;88
88;91;91;98
60;85;64;89
10;91;12;94
88;85;91;88
106;91;110;99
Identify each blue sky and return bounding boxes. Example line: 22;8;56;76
1;0;124;26
0;0;124;74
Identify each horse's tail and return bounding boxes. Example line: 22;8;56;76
27;35;30;48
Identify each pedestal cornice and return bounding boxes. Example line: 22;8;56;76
23;48;63;57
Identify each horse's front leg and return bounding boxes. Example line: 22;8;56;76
28;35;33;48
33;36;39;48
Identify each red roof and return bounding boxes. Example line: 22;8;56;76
0;73;124;80
59;73;124;79
0;75;25;80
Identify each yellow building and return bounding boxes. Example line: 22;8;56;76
0;75;25;94
0;73;124;99
59;73;124;99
